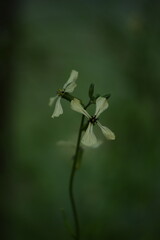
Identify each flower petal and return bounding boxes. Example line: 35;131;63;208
95;97;109;117
81;123;97;147
63;70;78;92
97;121;115;140
51;97;63;118
65;81;77;93
49;95;58;106
70;98;90;119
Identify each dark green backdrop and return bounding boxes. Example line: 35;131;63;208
1;0;160;239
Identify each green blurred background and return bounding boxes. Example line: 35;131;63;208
1;0;160;239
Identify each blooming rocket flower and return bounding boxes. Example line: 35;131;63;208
49;70;78;118
71;97;115;147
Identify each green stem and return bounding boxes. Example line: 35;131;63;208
69;101;91;240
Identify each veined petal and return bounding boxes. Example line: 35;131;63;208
81;123;97;147
95;97;109;117
49;95;58;106
70;98;91;119
97;121;115;140
51;97;63;118
65;81;77;93
63;70;78;91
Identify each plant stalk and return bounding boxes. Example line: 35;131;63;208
69;101;91;240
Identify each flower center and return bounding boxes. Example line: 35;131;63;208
57;89;65;96
89;115;98;125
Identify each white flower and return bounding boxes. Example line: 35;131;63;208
49;70;78;118
71;97;115;147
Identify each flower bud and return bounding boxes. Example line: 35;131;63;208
88;83;95;99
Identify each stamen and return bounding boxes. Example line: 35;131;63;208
57;89;65;96
89;115;98;125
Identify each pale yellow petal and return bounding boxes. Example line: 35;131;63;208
70;98;90;119
63;70;78;91
51;97;63;118
95;97;109;117
49;95;58;106
81;123;97;147
65;82;77;93
97;121;115;140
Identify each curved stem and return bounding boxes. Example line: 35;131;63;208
69;101;91;240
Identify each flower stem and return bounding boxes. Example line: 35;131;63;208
69;101;91;240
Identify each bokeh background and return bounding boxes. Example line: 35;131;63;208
1;0;160;239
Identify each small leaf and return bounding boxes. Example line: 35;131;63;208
88;83;95;99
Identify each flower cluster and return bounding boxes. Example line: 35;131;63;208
49;70;115;147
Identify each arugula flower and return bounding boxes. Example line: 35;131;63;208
71;97;115;147
49;70;78;118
